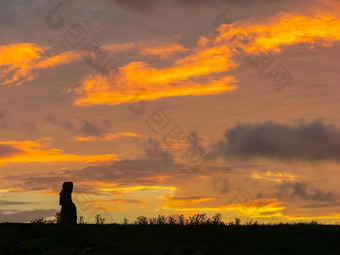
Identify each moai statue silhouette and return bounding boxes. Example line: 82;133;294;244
59;182;77;225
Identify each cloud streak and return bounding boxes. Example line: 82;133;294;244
140;43;188;59
0;139;119;165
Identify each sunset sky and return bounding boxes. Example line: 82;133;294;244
1;0;340;223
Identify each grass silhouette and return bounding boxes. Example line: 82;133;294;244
0;213;340;254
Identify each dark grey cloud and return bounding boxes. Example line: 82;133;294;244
277;181;336;202
0;109;39;135
257;181;337;203
80;120;101;136
214;120;340;162
45;115;77;133
68;138;180;184
139;137;174;162
0;200;37;206
45;115;107;136
0;144;24;158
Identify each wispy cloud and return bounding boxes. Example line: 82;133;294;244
161;195;217;209
0;139;119;165
140;42;188;59
216;12;340;54
74;132;138;142
251;171;296;183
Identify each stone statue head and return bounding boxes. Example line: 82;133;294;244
59;181;73;206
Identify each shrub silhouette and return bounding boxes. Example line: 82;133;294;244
78;215;86;224
157;215;166;225
212;213;223;225
54;212;61;224
135;216;148;225
95;214;106;224
122;218;129;225
129;213;223;226
167;216;176;225
178;214;188;225
189;213;208;225
31;217;47;224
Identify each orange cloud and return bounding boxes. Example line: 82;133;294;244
74;39;238;106
0;139;119;165
0;43;46;85
217;13;340;53
99;185;176;192
228;198;285;217
92;206;123;210
251;171;296;183
140;43;188;58
82;199;147;204
162;195;217;209
0;43;81;86
36;51;80;69
73;10;340;107
74;132;138;142
74;72;237;106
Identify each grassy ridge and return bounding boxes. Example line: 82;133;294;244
1;223;340;254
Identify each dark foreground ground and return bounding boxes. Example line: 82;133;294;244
1;223;340;254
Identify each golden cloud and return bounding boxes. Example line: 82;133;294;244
0;139;119;165
0;43;46;85
74;10;340;106
228;198;286;217
217;13;340;53
82;199;147;205
251;171;296;183
140;42;188;59
0;43;80;86
74;132;138;142
99;185;176;192
161;195;217;209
